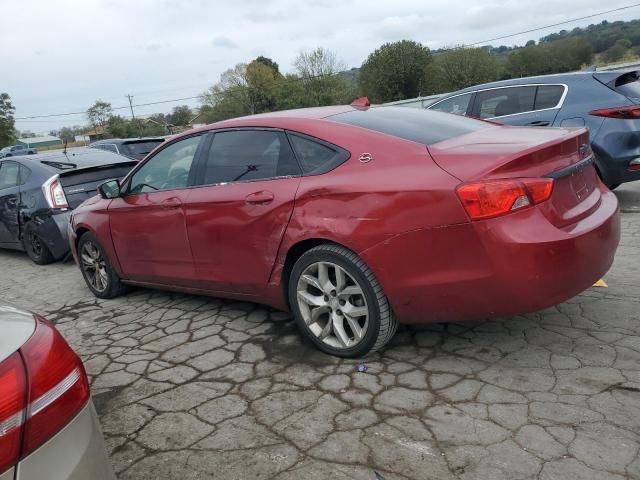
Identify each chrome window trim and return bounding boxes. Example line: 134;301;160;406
428;83;569;120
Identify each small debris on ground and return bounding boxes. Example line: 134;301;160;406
356;364;369;373
593;278;608;287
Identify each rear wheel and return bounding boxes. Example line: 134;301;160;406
288;244;397;358
78;232;126;299
22;222;55;265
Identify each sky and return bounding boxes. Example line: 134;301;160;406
1;0;637;133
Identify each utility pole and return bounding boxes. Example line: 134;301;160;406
126;94;135;120
126;94;143;137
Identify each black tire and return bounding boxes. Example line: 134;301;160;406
22;222;55;265
288;244;398;358
77;232;127;299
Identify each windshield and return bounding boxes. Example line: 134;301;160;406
120;140;163;159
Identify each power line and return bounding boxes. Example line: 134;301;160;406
14;4;640;122
461;3;640;48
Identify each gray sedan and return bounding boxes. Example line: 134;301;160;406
0;305;115;480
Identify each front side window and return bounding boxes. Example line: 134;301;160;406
475;86;536;119
129;135;201;194
0;161;20;189
200;130;300;185
429;93;473;116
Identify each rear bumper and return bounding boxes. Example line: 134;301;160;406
16;402;115;480
361;188;620;324
31;211;71;260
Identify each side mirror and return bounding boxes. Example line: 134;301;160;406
98;179;121;199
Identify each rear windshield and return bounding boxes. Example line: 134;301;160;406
614;71;640;100
120;140;163;158
328;107;492;145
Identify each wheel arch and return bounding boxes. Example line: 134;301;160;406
281;238;344;307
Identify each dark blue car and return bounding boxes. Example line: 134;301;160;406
427;70;640;188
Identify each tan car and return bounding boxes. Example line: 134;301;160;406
0;305;115;480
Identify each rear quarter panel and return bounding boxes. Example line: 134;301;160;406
273;120;469;267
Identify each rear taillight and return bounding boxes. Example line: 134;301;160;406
589;105;640;119
0;316;89;475
0;353;26;474
456;178;554;221
42;175;69;209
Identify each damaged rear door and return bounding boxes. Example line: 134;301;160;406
185;129;301;294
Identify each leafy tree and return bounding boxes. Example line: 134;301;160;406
0;93;17;148
505;37;592;78
603;40;629;62
168;105;194;126
87;100;113;132
293;47;351;106
19;130;35;138
57;126;86;143
424;47;500;94
359;40;432;103
254;56;280;74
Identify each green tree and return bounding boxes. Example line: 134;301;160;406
168;105;194;126
603;39;630;63
359;40;432;103
293;47;351;106
505;37;592;78
87;100;113;133
0;93;17;148
423;47;500;94
254;56;280;74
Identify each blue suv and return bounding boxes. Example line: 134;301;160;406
427;70;640;188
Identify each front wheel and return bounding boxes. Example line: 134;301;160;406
288;244;398;358
77;232;127;299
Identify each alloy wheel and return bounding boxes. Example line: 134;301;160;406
80;241;109;293
296;261;369;349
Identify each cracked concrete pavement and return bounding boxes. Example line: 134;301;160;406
1;185;640;480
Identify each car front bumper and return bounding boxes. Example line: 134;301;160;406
361;187;620;324
15;402;115;480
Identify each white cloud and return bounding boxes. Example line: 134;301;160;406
0;0;634;132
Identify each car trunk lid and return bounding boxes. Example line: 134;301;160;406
58;162;136;208
429;126;600;227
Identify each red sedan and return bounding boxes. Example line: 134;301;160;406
68;102;620;357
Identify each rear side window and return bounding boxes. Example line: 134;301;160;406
288;134;347;174
535;85;565;110
429;93;473;116
329;107;491;145
474;86;536;119
18;165;31;185
100;144;118;153
0;161;20;189
614;71;640;100
201;130;300;185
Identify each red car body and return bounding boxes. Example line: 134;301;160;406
68;105;620;324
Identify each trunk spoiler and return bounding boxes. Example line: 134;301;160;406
56;161;137;179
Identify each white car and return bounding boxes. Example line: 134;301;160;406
0;305;115;480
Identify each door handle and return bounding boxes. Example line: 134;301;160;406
527;120;550;126
245;191;274;205
161;197;182;209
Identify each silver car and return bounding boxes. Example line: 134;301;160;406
0;305;115;480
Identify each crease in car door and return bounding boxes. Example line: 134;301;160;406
185;129;302;295
108;135;203;286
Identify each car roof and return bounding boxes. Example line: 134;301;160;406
169;105;389;140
